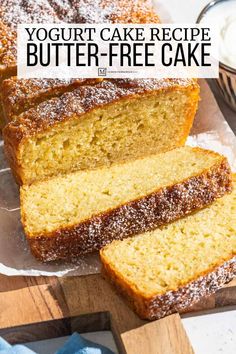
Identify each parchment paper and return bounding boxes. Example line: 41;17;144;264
0;1;235;276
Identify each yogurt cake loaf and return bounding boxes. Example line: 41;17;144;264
100;177;236;320
4;79;199;185
20;147;232;261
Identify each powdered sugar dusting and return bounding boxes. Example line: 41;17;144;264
0;0;60;66
76;0;159;24
77;0;115;23
0;0;159;28
2;78;101;119
0;0;60;29
48;0;75;22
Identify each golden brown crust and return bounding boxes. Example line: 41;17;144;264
1;78;103;122
75;0;160;24
0;20;16;77
3;79;199;185
0;102;5;130
23;157;232;262
101;254;236;320
0;0;60;72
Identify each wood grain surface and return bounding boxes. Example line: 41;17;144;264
0;274;235;354
121;315;194;354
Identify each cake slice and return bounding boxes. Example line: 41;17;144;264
20;146;232;261
4;79;199;185
100;176;236;320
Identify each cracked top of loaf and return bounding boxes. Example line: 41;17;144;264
0;0;160;74
1;77;102;121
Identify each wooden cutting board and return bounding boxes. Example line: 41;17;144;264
0;274;235;353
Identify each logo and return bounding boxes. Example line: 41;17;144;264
98;68;107;76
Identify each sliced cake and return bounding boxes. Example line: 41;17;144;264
4;79;199;184
100;176;236;320
20;146;232;261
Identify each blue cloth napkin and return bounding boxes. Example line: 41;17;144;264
0;333;114;354
0;337;35;354
56;333;114;354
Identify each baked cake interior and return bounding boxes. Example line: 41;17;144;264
21;146;223;236
17;88;198;184
101;178;236;297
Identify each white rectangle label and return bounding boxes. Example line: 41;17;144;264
17;24;219;79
